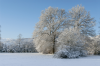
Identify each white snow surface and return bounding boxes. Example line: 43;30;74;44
0;53;100;66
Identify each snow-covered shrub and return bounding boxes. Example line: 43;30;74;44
54;45;87;58
54;28;87;58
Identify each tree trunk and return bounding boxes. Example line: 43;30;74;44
53;35;55;54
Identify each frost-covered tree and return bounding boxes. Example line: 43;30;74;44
57;28;86;49
16;34;22;52
2;44;7;52
68;5;96;36
21;40;36;52
54;28;87;58
83;36;94;55
0;25;2;51
33;6;68;54
1;38;36;53
92;35;100;55
92;19;100;55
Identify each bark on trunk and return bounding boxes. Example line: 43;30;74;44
53;35;55;54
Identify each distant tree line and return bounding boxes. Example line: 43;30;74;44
0;34;37;53
0;41;37;53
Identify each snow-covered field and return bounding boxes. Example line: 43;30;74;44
0;53;100;66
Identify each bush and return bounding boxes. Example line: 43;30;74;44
54;45;87;59
98;51;100;55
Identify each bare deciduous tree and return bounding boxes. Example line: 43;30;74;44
16;34;22;52
33;7;68;54
68;5;96;36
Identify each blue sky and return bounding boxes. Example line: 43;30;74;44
0;0;100;39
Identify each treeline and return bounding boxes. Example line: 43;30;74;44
0;38;37;53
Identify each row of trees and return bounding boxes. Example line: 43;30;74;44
0;34;36;53
33;5;99;58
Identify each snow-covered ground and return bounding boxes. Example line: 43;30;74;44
0;53;100;66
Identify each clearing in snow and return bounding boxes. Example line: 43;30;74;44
0;53;100;66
